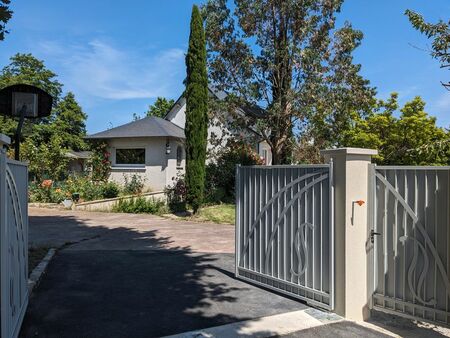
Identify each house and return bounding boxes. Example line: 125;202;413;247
65;150;92;174
86;89;272;191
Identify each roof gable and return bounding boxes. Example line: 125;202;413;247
86;116;185;139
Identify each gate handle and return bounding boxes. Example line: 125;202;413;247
370;230;381;243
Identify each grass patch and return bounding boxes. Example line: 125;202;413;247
193;204;235;224
28;247;50;275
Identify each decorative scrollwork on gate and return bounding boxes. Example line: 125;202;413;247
375;172;450;305
291;222;314;277
399;235;436;306
239;170;329;274
5;165;27;316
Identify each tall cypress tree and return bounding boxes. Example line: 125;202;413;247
185;5;208;213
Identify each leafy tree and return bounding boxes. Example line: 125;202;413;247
0;54;90;179
146;97;175;118
0;53;64;140
406;10;449;90
0;53;63;100
204;0;375;164
53;92;87;151
21;134;69;181
0;0;12;41
344;94;450;165
185;5;208;213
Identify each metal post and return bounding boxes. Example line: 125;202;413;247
0;142;8;337
14;106;26;161
235;164;241;277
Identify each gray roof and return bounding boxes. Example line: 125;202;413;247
86;116;185;140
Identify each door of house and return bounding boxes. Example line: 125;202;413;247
235;164;334;310
371;165;450;326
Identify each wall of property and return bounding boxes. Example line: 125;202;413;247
107;137;185;191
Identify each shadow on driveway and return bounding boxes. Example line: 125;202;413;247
21;213;305;338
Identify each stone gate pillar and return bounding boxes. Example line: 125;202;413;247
320;147;377;321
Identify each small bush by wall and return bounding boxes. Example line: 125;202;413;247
164;174;187;212
29;175;121;203
123;174;145;195
112;197;167;215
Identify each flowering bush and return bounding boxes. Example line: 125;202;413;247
29;181;66;203
89;141;111;182
164;174;187;212
29;175;121;203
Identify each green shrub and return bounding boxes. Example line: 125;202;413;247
101;181;120;199
29;180;67;203
164;174;187;212
205;141;263;203
112;197;167;214
123;174;145;195
29;175;123;203
89;141;111;182
65;175;103;201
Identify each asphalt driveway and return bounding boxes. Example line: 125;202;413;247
21;208;307;337
22;208;448;338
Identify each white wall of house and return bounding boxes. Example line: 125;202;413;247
167;104;271;163
169;103;186;129
258;141;272;165
107;137;185;191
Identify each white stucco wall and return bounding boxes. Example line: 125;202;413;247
167;105;271;163
106;137;185;191
258;141;272;165
169;103;186;129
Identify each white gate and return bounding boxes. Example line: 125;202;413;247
235;165;334;310
371;165;450;325
0;148;28;338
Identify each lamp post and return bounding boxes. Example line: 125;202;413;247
0;84;53;160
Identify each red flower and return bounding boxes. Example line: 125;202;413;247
41;179;53;188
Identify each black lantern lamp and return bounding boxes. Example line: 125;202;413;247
0;84;53;160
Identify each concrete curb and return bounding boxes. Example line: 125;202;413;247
28;248;56;294
162;309;336;338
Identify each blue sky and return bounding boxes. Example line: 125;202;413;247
1;0;449;133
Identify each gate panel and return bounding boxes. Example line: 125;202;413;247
0;153;28;338
235;165;333;310
372;166;450;325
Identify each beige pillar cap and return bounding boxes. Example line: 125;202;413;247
320;147;378;156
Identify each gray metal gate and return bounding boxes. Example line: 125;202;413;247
0;150;28;338
235;165;334;310
371;166;450;325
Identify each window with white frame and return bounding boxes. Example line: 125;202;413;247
115;148;145;165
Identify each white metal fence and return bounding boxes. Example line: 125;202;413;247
0;149;28;338
371;166;450;325
235;165;334;310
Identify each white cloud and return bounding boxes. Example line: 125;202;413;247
38;39;185;101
